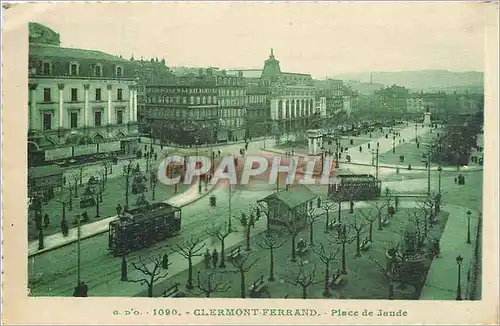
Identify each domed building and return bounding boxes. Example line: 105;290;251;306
28;22;139;166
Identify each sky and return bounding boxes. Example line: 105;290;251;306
21;2;487;78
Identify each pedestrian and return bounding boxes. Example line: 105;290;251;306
454;177;457;184
43;213;50;228
162;253;169;269
212;249;219;268
359;146;362;152
154;153;158;161
204;249;211;269
433;238;440;258
367;143;371;150
116;204;122;216
61;219;69;236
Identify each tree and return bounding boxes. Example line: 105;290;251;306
205;222;231;268
329;224;355;274
229;253;259;298
257;230;286;281
348;213;369;257
77;165;86;187
282;260;320;299
54;188;72;223
370;200;387;231
150;171;158;201
123;160;135;207
406;208;426;248
313;242;340;297
193;269;231;298
307;206;321;246
172;235;205;289
102;161;112;181
282;213;307;262
359;208;378;242
127;255;169;297
320;196;336;233
69;171;80;198
237;212;255;251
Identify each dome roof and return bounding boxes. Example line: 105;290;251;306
29;22;61;46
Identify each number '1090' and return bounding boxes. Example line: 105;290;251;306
152;309;178;316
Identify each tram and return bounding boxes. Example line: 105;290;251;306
108;202;182;256
328;174;382;201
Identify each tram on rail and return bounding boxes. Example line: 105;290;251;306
328;174;382;201
108;203;182;256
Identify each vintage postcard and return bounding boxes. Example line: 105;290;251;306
1;1;499;325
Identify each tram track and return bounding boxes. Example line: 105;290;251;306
31;187;257;296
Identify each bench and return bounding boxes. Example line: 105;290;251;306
248;276;267;297
328;221;341;231
228;246;241;260
163;283;180;298
296;241;309;255
329;270;344;288
382;218;389;226
360;239;372;251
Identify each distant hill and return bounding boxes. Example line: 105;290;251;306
333;70;483;92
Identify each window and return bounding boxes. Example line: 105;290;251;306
95;88;101;101
70;112;78;128
95;65;102;77
43;113;52;130
42;62;51;76
116;110;123;124
94;111;102;126
71;88;78;102
116;66;123;77
43;88;51;102
70;63;78;76
117;89;123;101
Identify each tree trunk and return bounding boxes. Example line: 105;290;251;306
388;282;394;300
240;271;246;298
324;210;330;233
323;263;331;297
69;191;73;211
378;212;382;230
62;203;66;222
355;232;361;257
341;242;347;274
74;183;78;197
125;175;130;207
369;221;373;241
152;185;156;201
309;223;314;246
187;257;194;289
220;239;226;268
291;236;297;262
337;204;341;223
148;283;153;297
269;248;275;281
302;286;307;299
245;226;251;251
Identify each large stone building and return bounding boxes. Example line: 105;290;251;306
259;49;319;135
315;79;346;116
215;70;247;141
407;91;447;116
143;71;219;145
28;22;139;167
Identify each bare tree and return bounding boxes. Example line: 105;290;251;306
369;256;395;300
205;222;231;268
329;224;356;274
229;253;259;298
282;260;320;299
237;212;255;251
172;235;206;289
313;242;340;297
122;160;135;207
348;213;369;257
69;171;80;198
149;170;158;201
77;165;86;187
193;269;231;298
359;208;378;242
127;255;169;297
320;196;336;233
282;213;307;262
307;206;321;246
102;161;113;181
406;208;426;247
370;200;387;231
54;188;72;223
257;230;286;281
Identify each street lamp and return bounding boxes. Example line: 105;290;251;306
414;121;418;142
320;146;325;174
456;255;463;300
466;210;472;244
392;135;396;154
335;138;340;168
437;166;443;195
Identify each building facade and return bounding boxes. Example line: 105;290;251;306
143;73;219;145
215;70;247;141
28;22;139;166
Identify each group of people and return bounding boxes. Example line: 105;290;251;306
204;248;220;269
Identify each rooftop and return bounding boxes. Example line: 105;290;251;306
259;185;318;210
29;43;129;63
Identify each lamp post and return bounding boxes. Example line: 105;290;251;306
335;138;340;168
320;146;325;174
392;135;396;154
375;142;380;180
415;121;418;142
456;255;463;300
466;210;472;244
437;166;443;195
195;138;201;194
77;213;82;286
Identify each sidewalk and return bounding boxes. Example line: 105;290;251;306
419;205;479;300
28;181;217;257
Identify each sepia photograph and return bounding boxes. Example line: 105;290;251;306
1;2;499;325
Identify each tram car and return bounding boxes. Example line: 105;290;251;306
108;202;181;256
328;174;382;201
